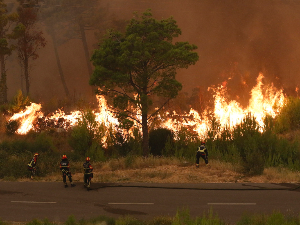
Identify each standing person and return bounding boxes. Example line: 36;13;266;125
28;153;39;179
60;155;75;188
196;141;209;167
83;157;93;189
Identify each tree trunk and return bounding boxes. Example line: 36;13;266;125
0;55;7;103
49;25;69;97
79;19;93;77
24;55;30;96
141;92;149;156
142;112;149;156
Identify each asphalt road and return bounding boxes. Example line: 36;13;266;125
1;182;300;224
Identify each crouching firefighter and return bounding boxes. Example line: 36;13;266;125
83;157;93;189
60;155;75;188
196;141;209;167
28;153;39;179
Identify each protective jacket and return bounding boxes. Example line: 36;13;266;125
28;157;37;169
197;145;208;157
60;159;70;172
83;162;93;174
196;144;209;165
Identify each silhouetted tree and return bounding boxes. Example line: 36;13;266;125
58;0;124;78
12;1;46;96
40;0;70;97
59;0;99;77
0;0;18;103
90;10;199;156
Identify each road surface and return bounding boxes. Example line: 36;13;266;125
1;182;300;224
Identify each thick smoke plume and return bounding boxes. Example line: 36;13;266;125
5;0;300;105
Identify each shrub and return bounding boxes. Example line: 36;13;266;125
124;153;136;168
149;128;174;156
240;147;265;176
36;152;61;177
31;133;56;153
275;96;300;133
5;120;20;135
69;124;91;156
65;215;77;225
237;211;300;225
0;139;29;154
85;215;115;225
69;109;105;157
173;127;198;159
86;141;105;162
9;89;31;113
148;217;172;225
162;136;175;156
173;207;193;225
115;216;143;225
107;128;142;157
0;154;28;179
127;128;143;155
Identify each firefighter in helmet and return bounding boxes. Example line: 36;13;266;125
28;153;39;179
60;155;75;188
83;157;93;188
196;141;209;167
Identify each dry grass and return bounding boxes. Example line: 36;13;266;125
15;157;300;183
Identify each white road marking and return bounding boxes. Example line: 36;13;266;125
11;201;57;204
108;203;154;205
208;203;256;205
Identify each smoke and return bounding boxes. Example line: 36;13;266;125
5;0;300;103
108;0;300;97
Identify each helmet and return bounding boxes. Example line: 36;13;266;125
86;157;90;162
34;153;39;157
201;141;205;145
62;155;67;159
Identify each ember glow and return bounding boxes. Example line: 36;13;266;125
8;74;286;142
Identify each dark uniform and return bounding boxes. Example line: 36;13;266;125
60;155;75;187
83;157;93;188
28;153;39;179
196;142;209;167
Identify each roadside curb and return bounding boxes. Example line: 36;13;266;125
94;182;300;191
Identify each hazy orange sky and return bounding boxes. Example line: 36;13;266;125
5;0;300;104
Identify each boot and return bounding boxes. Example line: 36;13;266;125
64;183;68;188
71;183;76;187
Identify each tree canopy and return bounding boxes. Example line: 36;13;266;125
90;10;199;155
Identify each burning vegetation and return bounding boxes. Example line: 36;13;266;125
3;73;300;179
7;73;286;142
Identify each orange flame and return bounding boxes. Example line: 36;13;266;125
8;74;286;143
158;73;285;139
9;103;43;134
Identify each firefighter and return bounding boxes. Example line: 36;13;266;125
196;141;209;167
83;157;93;189
60;155;75;188
28;153;39;179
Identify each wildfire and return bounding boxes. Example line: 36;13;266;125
158;73;285;139
213;73;285;131
9;103;43;134
7;74;286;142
